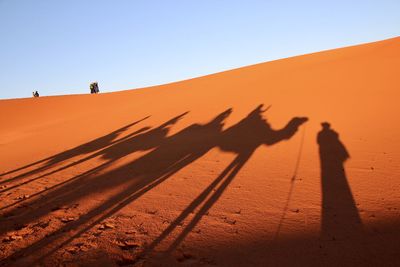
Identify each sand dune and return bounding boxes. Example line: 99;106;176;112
0;37;399;266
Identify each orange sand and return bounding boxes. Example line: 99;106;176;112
0;37;399;266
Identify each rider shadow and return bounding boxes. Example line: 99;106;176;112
0;113;188;232
0;116;150;189
2;109;232;264
146;104;308;254
3;105;308;265
317;122;363;241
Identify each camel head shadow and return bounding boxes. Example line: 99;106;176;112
219;104;308;154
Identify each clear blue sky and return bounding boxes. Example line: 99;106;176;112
0;0;399;99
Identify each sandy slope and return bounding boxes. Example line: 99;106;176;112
0;37;399;266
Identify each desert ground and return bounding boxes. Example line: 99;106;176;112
0;37;399;266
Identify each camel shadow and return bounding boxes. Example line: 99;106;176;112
0;116;150;192
1;105;308;266
145;105;308;254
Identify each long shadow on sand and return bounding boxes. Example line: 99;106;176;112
0;116;150;192
315;122;369;265
192;124;394;266
317;122;363;239
148;121;388;266
0;105;307;265
145;105;308;254
0;112;187;221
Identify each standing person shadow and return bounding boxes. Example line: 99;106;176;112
146;104;308;254
317;122;362;241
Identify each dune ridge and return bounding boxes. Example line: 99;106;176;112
0;37;399;266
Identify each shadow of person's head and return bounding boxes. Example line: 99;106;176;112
321;122;331;130
159;111;189;129
209;108;232;127
317;122;349;162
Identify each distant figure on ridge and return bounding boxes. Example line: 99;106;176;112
90;82;95;94
32;91;39;97
90;82;99;94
